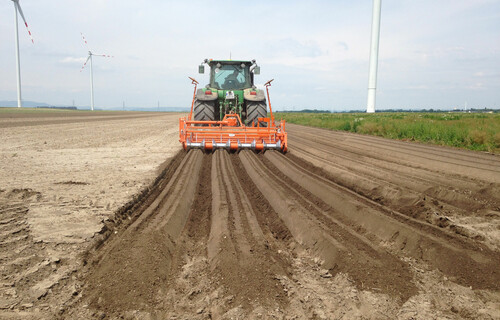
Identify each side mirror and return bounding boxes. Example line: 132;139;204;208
253;66;260;75
198;65;205;74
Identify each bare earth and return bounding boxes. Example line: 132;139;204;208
0;111;180;318
1;111;499;319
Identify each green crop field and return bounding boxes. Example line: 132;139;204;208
277;112;500;154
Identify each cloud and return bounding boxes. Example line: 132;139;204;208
407;85;429;90
0;0;499;110
468;82;485;90
265;38;323;58
61;57;86;64
337;42;349;51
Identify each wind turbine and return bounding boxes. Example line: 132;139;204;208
367;0;382;113
79;33;113;111
10;0;34;108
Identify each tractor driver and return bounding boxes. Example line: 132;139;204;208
223;69;241;89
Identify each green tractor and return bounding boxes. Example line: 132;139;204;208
195;59;267;126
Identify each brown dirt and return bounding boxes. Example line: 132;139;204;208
0;111;180;319
1;114;500;319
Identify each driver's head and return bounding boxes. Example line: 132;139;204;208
226;69;239;81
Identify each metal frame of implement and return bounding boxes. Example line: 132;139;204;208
179;78;287;152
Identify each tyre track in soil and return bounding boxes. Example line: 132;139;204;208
62;126;500;319
0;191;66;311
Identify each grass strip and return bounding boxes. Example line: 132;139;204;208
277;112;500;154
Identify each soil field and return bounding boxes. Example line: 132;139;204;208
0;110;180;318
1;112;500;319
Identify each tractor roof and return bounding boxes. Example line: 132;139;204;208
208;59;253;64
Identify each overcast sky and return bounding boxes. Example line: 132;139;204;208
1;0;499;111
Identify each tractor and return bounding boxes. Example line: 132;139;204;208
194;59;267;126
179;59;287;153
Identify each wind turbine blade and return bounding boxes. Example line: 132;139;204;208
80;55;91;72
93;54;114;58
15;1;34;43
80;32;89;48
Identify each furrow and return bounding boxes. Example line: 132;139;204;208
82;150;204;312
223;153;267;247
289;126;500;182
290;133;500;211
207;150;289;310
207;150;235;262
290;124;500;168
219;152;252;257
264;150;500;291
239;150;417;300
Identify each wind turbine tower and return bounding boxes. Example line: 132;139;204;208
367;0;382;113
79;33;113;111
10;0;34;108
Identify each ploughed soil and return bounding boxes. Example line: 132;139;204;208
1;111;499;319
0;110;180;318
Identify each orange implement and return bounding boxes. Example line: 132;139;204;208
179;113;287;152
179;78;287;153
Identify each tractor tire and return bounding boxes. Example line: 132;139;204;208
193;99;215;124
246;101;267;127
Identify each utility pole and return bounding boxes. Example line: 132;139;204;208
367;0;382;113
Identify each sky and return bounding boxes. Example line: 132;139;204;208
0;0;499;111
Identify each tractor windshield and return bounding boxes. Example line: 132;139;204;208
211;63;251;90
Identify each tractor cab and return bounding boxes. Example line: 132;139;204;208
199;59;260;91
196;59;263;121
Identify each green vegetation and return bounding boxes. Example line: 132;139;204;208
278;112;500;153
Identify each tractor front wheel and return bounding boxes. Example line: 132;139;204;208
246;101;267;127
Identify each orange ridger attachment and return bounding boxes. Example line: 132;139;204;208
179;78;287;153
